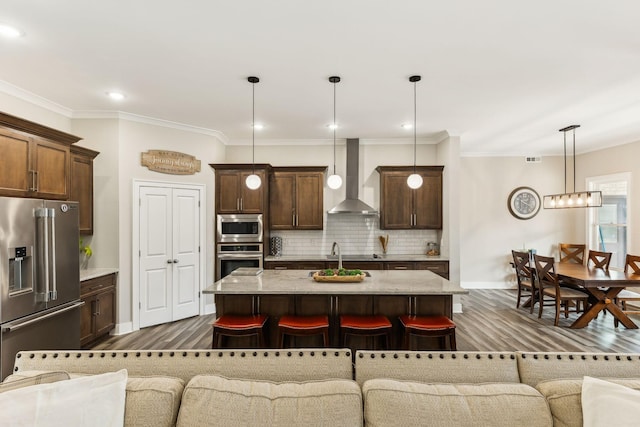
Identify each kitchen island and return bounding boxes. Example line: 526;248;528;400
204;269;467;349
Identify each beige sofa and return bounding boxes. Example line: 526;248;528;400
4;349;640;426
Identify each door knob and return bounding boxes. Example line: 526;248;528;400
173;259;179;264
167;259;173;264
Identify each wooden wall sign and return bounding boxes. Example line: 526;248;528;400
141;150;201;175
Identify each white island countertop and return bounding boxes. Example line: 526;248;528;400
80;268;119;281
204;269;467;296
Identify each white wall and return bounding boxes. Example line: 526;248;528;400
459;155;584;288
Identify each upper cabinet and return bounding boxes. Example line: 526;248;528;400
210;164;270;214
270;167;325;230
377;166;444;230
70;145;100;235
0;112;81;200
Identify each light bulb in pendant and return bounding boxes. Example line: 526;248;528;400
246;174;261;190
407;173;423;189
327;174;342;190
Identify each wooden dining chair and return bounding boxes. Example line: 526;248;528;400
534;254;590;326
559;243;586;264
587;250;612;269
511;250;536;313
614;254;640;327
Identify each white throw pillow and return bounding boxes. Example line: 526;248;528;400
0;369;127;427
582;376;640;427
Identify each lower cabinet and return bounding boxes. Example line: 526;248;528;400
80;273;117;347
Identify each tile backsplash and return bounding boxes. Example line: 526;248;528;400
270;215;439;256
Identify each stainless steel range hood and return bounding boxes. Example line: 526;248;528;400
328;138;378;215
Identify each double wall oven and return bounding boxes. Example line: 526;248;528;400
215;214;264;280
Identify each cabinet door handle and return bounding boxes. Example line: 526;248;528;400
292;213;296;227
29;170;36;191
34;171;38;191
173;259;179;264
167;259;173;264
240;198;243;211
96;298;101;316
394;266;408;270
274;266;287;270
236;198;240;211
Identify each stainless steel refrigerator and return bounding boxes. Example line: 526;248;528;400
0;197;82;380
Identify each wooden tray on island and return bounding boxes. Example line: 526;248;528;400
312;272;366;283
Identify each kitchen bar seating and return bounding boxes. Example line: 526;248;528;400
399;315;457;350
339;315;392;349
278;315;330;348
211;314;268;348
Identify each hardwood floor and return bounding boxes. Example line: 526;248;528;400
91;289;640;353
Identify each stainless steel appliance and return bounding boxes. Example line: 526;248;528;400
216;243;263;280
216;214;263;243
0;197;82;380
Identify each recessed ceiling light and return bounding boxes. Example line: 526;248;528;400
401;123;413;129
0;24;23;39
327;123;338;130
106;91;125;101
252;123;264;130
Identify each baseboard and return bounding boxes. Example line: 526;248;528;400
112;321;133;336
461;281;516;290
203;304;216;315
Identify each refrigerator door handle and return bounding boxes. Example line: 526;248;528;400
49;209;57;301
35;207;50;302
2;301;85;333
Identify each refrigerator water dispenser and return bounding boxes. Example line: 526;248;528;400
9;246;33;295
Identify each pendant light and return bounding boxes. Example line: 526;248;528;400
543;125;602;209
327;76;343;190
407;75;423;189
245;76;261;190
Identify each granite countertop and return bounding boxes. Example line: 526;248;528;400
264;254;448;262
80;268;119;281
204;269;466;296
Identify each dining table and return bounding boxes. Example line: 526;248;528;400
555;263;640;329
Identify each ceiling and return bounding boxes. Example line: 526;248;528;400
1;0;640;156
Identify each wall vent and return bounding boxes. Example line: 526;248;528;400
525;156;542;163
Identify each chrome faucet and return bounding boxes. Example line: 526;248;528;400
331;241;342;270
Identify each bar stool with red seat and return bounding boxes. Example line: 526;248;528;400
211;314;268;348
339;315;392;349
399;315;457;350
278;315;329;348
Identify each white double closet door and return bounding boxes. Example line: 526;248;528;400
139;185;201;328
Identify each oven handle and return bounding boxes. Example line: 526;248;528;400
217;253;263;259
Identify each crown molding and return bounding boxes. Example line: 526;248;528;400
0;80;73;117
72;110;228;143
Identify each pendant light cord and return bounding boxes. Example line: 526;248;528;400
413;78;417;173
563;129;567;194
333;79;337;175
252;81;256;175
572;128;576;193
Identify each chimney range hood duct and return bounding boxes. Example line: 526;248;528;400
327;138;378;215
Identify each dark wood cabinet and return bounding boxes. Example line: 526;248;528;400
0;112;80;200
377;166;444;230
264;261;327;270
210;164;269;214
270;167;325;230
70;145;99;235
80;273;117;347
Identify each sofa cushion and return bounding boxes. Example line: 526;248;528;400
176;374;363;427
0;370;70;393
517;352;640;387
0;369;127;427
582;376;640;427
355;351;520;386
124;376;185;427
362;379;552;427
537;377;640;427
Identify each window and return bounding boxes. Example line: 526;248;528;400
587;173;630;269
